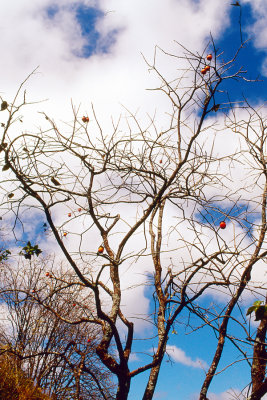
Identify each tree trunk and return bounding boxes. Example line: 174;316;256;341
249;314;267;400
115;375;131;400
142;359;163;400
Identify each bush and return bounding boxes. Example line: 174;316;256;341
0;352;52;400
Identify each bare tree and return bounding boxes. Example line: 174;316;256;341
0;38;267;400
0;259;115;400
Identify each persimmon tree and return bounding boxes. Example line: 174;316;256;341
0;40;267;400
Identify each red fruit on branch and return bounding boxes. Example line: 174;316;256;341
220;221;226;229
68;213;71;217
63;232;68;237
204;65;210;72
78;208;82;212
82;116;89;123
201;68;207;75
46;272;50;277
98;246;104;254
207;54;212;61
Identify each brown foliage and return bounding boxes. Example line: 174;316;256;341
0;352;52;400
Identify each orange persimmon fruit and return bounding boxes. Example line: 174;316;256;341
98;246;104;254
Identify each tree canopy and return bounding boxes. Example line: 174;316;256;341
1;40;267;400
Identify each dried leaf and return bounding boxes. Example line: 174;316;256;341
211;104;220;112
1;101;8;111
2;163;10;171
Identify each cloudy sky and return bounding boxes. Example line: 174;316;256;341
1;0;266;121
1;1;267;399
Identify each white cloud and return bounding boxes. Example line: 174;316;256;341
241;0;267;76
166;344;208;369
0;0;231;121
129;352;140;362
191;388;244;400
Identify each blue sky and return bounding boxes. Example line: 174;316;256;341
214;2;267;104
1;1;267;399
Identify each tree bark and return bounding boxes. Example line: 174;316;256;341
249;314;267;400
142;359;163;400
115;375;131;400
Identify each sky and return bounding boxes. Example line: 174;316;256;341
1;1;267;399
